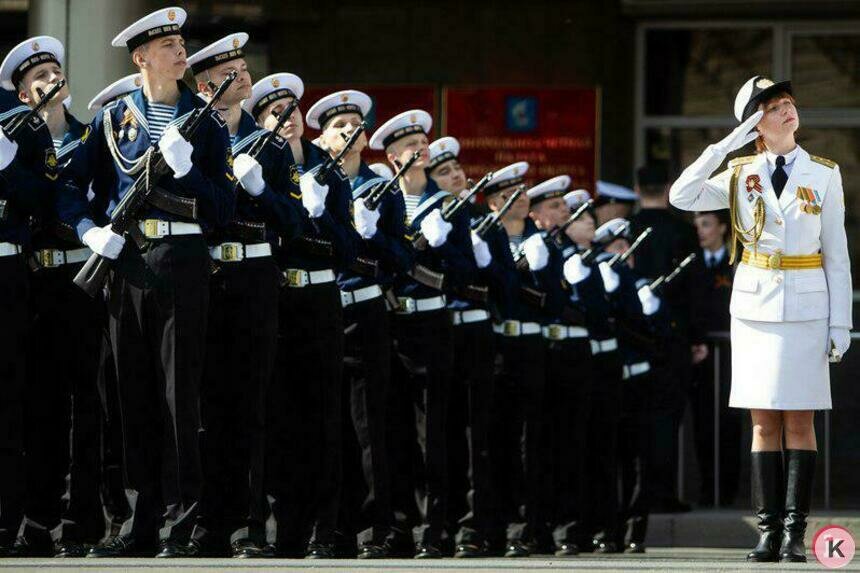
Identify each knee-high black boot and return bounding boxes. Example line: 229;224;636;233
746;451;784;562
779;449;816;563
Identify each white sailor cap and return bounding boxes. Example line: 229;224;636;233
306;90;372;131
243;72;304;120
426;136;460;173
734;75;792;122
111;7;186;53
187;32;248;76
594;217;631;245
87;73;142;111
369;163;394;180
0;36;64;91
483;161;528;198
595;180;637;205
527;175;571;208
368;109;432;150
564;189;591;210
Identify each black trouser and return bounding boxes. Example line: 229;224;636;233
21;263;103;546
617;370;655;546
490;332;546;545
388;308;453;547
0;256;28;547
582;346;622;546
197;258;280;551
650;333;690;503
267;280;343;553
341;294;393;548
690;343;741;506
447;318;495;546
107;236;210;547
543;336;594;548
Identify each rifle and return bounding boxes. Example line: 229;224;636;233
4;79;66;140
472;185;524;239
608;226;653;269
73;71;239;297
579;220;630;265
513;198;595;270
649;252;696;293
364;150;420;211
245;97;300;160
313;121;366;185
411;171;494;250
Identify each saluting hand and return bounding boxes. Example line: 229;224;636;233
713;110;764;156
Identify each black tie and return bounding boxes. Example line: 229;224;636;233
772;155;787;198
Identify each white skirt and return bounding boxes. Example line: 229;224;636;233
729;317;832;410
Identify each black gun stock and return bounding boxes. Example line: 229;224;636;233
246;98;300;160
608;226;653;269
473;185;524;239
313;121;366;185
411;171;494;250
5;79;66;140
364;150;420;211
649;252;697;293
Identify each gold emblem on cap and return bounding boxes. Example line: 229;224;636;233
272;78;280;88
756;78;774;89
340;94;349;103
232;37;240;49
167;9;176;21
440;143;447;150
409;113;417;123
514;168;520;176
134;77;141;87
31;41;40;51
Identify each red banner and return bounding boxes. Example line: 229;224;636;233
302;84;438;166
442;87;598;192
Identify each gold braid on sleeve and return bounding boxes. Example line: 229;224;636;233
728;164;765;264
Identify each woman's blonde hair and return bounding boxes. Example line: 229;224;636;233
754;91;797;153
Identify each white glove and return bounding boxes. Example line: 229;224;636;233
471;231;492;269
233;153;265;197
419;209;452;248
637;285;661;316
353;197;380;239
522;234;549;271
300;171;329;218
0;128;18;171
713;110;764;156
598;261;620;293
158;125;193;178
828;327;851;363
563;253;591;285
82;225;126;260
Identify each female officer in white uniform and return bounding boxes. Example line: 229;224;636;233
669;76;852;563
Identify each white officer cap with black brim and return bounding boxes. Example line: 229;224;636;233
243;72;304;121
369;162;394;180
187;32;248;77
111;7;187;53
306;90;372;131
595;180;637;206
483;161;529;199
734;75;792;123
368;109;432;151
594;217;631;245
527;175;571;209
87;73;142;111
426;136;460;174
564;189;591;211
0;35;64;91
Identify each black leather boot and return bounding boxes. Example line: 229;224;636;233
746;451;784;562
780;449;816;563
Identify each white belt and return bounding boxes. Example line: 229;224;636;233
341;284;383;308
284;268;335;288
623;361;651;380
493;320;542;337
590;337;619;355
0;242;22;257
33;247;92;268
395;295;446;314
209;242;271;262
452;309;491;326
138;219;202;239
542;324;589;341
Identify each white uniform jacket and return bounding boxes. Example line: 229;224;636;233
669;144;852;329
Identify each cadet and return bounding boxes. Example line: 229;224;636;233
670;76;852;562
0;72;59;559
57;6;236;557
0;35;103;557
426;136;496;557
244;72;358;558
593;180;636;225
368;110;475;558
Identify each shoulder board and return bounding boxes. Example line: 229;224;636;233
209;108;227;128
809;155;837;169
728;155;755;168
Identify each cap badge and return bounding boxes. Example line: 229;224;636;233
440;143;446;150
167;9;176;21
272;78;280;88
31;41;39;52
756;78;774;89
514;168;520;175
232;37;240;49
340;94;349;103
409;113;417;123
134;77;142;87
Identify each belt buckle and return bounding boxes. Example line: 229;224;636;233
286;269;308;287
503;321;520;336
39;249;61;268
221;242;243;262
397;297;416;314
143;219;167;239
340;291;353;307
548;324;564;340
767;252;782;270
